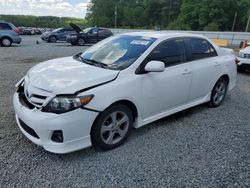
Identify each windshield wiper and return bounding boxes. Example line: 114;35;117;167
82;58;109;69
75;53;110;69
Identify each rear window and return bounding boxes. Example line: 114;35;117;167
0;23;12;30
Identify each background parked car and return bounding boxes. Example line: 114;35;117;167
237;46;250;72
0;20;21;47
41;27;76;43
66;24;113;46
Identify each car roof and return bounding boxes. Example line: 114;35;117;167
120;31;206;40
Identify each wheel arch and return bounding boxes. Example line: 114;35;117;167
109;100;138;121
91;99;138;130
220;74;230;85
0;36;13;42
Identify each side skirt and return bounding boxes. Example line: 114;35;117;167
135;93;211;129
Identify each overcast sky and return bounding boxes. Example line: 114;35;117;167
0;0;91;18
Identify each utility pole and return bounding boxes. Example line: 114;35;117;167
115;5;117;28
246;13;250;32
232;12;237;31
168;0;172;24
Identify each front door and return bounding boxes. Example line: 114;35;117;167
139;38;192;119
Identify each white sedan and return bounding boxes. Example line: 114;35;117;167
13;32;237;153
237;46;250;72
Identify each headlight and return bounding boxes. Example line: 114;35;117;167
70;35;77;38
238;52;245;58
43;95;94;114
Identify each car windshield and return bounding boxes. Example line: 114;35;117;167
83;28;92;33
80;35;156;70
53;28;62;32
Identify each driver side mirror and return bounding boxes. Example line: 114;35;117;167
145;61;165;72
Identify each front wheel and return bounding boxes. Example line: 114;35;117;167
49;36;57;43
209;78;228;107
1;37;12;47
91;104;133;150
77;38;85;46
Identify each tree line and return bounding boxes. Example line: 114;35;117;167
86;0;250;31
1;0;250;32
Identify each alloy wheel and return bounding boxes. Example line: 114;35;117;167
100;111;129;145
78;38;85;46
2;38;11;47
212;81;226;105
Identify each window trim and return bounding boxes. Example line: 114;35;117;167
135;37;187;74
184;37;218;62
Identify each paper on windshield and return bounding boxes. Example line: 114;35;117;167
130;40;150;45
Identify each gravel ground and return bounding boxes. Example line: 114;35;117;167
0;35;250;187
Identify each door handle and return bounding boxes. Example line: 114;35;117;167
214;62;221;67
182;69;191;75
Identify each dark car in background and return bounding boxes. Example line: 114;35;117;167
0;20;21;47
66;24;113;46
41;27;76;43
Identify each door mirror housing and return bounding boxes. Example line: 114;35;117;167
145;61;165;72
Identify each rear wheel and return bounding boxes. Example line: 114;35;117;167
91;104;133;150
49;36;57;43
77;38;85;46
1;37;12;47
209;78;228;107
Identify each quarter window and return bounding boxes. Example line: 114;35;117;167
147;39;185;67
187;38;217;61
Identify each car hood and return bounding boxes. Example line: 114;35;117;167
42;31;51;36
240;46;250;54
69;23;82;33
26;56;119;94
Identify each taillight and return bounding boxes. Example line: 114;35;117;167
235;58;240;65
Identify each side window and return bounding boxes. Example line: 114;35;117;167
59;29;65;33
147;38;185;67
187;38;217;61
88;28;98;35
98;29;106;35
0;23;12;30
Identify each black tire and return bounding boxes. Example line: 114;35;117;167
91;104;133;150
77;38;85;46
1;37;12;47
209;78;228;108
71;42;77;46
237;66;245;73
49;35;57;43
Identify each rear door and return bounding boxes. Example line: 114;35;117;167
57;28;66;40
184;37;221;101
98;29;111;41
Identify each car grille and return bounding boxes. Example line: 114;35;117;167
25;93;48;108
18;118;40;139
17;82;53;109
244;54;250;59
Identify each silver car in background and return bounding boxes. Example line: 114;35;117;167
0;20;22;47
